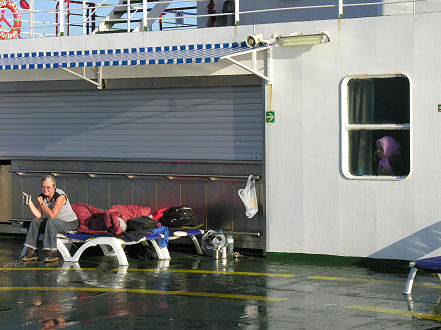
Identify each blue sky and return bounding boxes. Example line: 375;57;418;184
3;0;197;38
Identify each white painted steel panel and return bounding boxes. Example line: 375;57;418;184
262;13;441;261
0;86;263;160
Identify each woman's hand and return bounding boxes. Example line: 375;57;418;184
22;192;31;204
23;192;43;218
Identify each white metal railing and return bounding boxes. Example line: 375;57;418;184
0;0;434;40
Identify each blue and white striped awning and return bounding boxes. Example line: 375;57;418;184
0;41;264;70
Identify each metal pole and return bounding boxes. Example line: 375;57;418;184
142;0;147;31
82;0;86;34
59;0;64;36
338;0;343;18
235;0;239;25
29;0;34;38
127;0;131;32
61;68;103;89
267;47;272;84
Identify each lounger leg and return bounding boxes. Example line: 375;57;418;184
405;294;414;311
117;265;128;275
67;237;129;266
191;235;203;255
57;238;74;262
100;244;117;256
150;240;171;260
403;263;417;295
157;259;170;270
101;239;129;266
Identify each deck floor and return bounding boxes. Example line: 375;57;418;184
1;235;441;329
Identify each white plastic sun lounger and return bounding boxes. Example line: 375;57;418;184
403;256;441;295
56;229;204;266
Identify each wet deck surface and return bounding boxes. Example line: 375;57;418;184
1;235;441;329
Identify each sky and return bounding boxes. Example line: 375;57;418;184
0;0;197;38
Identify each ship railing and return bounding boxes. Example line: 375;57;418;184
1;0;431;39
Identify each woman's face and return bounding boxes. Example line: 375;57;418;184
376;142;385;158
41;179;55;198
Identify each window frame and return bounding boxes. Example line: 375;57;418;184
341;74;412;181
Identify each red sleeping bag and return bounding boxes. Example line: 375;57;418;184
72;203;107;234
72;203;154;235
105;204;153;235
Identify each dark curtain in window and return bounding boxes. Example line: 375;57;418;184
348;79;374;175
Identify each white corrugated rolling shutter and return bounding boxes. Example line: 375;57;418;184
0;85;263;161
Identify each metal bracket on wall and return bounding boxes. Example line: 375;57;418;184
221;45;272;83
61;66;104;89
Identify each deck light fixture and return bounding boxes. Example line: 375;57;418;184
246;33;279;48
246;34;263;48
276;32;330;46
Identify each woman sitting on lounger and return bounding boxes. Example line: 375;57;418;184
20;174;78;263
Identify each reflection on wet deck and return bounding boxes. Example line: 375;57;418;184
1;236;441;328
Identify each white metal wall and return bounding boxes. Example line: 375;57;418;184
0;85;263;161
263;13;441;261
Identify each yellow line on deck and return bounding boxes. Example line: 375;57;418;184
0;267;97;271
126;269;296;277
308;275;441;289
346;305;441;321
0;267;295;278
308;275;400;285
0;286;287;302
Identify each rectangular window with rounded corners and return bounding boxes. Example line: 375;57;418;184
341;75;410;180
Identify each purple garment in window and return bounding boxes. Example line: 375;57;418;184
377;136;400;171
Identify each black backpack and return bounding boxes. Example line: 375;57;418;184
126;216;159;232
159;206;197;228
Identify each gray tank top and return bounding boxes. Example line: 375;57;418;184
40;188;77;221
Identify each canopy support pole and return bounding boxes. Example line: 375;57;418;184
61;66;104;89
221;45;272;83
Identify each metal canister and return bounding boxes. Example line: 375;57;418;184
23;195;30;205
213;247;221;259
221;246;228;259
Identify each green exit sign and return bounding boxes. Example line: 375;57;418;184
266;111;275;123
438;104;441;112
